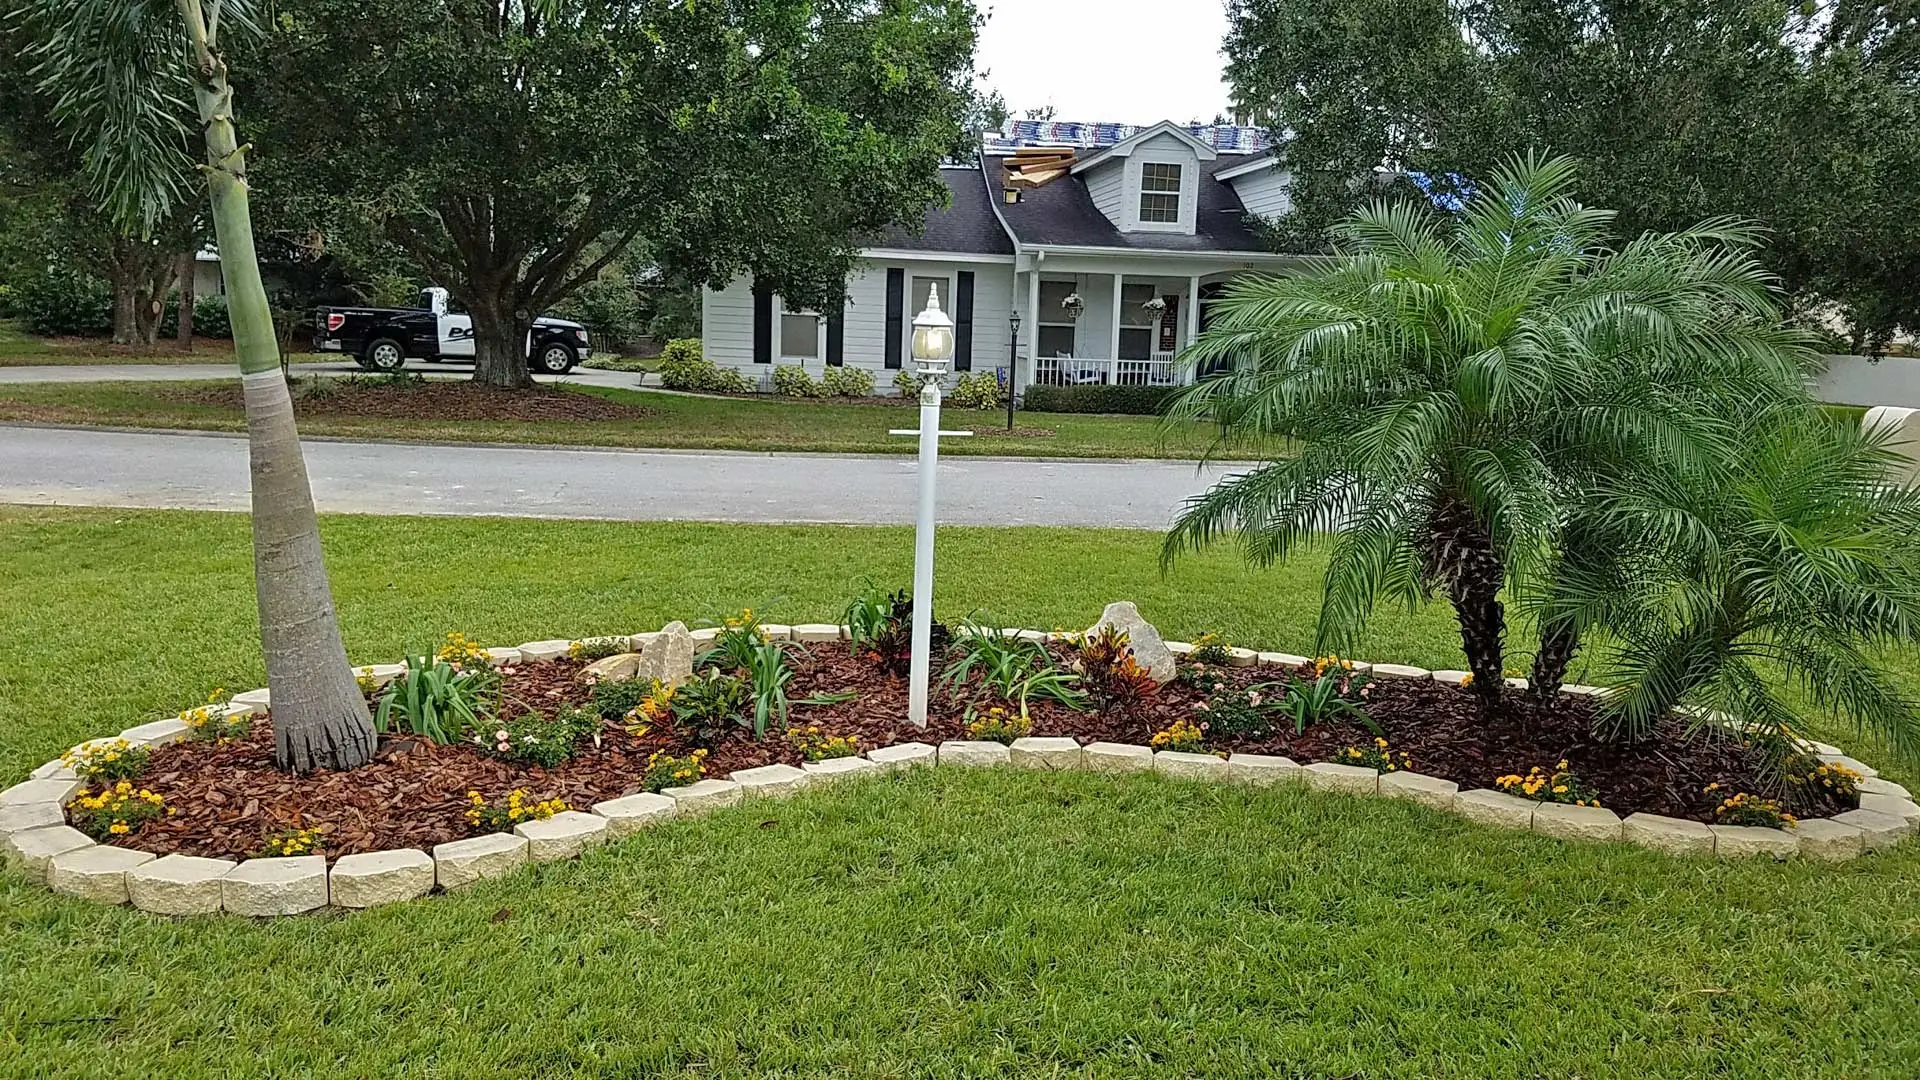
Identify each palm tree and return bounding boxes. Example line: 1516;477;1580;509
1162;153;1807;712
1588;413;1920;760
20;0;375;770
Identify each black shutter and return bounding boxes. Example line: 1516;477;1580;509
953;271;974;371
883;268;904;370
751;281;773;364
826;300;844;366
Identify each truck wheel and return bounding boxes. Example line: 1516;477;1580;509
364;338;406;372
533;341;577;375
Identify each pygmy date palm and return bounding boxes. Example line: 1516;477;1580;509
19;0;375;770
1162;153;1806;711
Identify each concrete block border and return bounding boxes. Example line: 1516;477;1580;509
5;628;1913;919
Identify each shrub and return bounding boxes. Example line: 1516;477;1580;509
163;294;232;339
894;369;943;397
1335;737;1412;773
15;268;112;336
466;789;568;833
949;371;1004;409
568;636;629;662
1783;755;1863;802
591;677;654;721
642;749;709;792
657;339;751;393
1020;384;1177;415
670;669;752;745
61;738;149;784
1195;685;1275;738
375;655;496;744
1275;670;1372;734
1710;789;1796;829
788;723;861;762
258;826;325;858
1496;760;1601;807
1150;718;1209;754
846;584;943;677
477;706;596;768
69;781;168;839
771;364;823;397
820;366;875;396
964;704;1030;745
1075;626;1158;712
1190;632;1233;666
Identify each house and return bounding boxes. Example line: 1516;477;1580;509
699;119;1301;392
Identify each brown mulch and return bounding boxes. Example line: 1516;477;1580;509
111;652;1851;862
166;381;659;422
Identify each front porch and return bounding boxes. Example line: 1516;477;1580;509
1009;262;1245;393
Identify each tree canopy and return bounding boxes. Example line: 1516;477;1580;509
246;0;982;385
1224;0;1920;348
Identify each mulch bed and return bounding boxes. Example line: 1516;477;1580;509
110;650;1849;862
167;381;659;423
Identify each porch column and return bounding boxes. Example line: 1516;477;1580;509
1025;266;1040;390
1109;272;1123;383
1186;274;1201;383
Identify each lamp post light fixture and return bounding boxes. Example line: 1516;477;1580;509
1006;308;1021;432
888;283;970;727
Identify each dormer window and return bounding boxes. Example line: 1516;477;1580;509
1139;163;1182;223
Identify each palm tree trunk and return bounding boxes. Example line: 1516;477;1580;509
181;0;374;772
1428;498;1505;709
1529;620;1578;706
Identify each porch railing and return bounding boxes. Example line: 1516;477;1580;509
1032;352;1179;388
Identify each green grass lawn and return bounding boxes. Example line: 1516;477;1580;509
2;507;1917;1078
0;378;1238;458
0;319;330;367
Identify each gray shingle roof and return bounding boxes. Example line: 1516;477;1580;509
879;166;1015;256
983;154;1268;253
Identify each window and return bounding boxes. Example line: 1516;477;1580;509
780;313;819;359
1118;283;1158;361
1139;162;1182;223
1036;279;1078;357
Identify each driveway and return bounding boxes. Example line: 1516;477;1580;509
0;426;1226;528
0;359;647;389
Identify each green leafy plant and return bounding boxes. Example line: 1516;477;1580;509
1190;632;1233;666
1710;789;1796;829
1196;684;1276;738
948;371;1004;409
658;339;753;393
1075;626;1158;712
1275;671;1373;735
845;584;941;676
68;781;168;840
1020;384;1175;415
179;688;253;743
700;608;771;673
771;364;823;397
964;704;1030;745
942;620;1085;710
375;655;495;744
60;738;149;784
641;749;709;792
788;723;861;762
477;706;597;768
670;670;752;745
742;641;795;738
590;677;653;721
820;366;875;396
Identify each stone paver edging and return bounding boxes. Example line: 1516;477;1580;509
4;626;1915;918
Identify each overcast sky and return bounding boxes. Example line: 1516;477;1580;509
975;1;1233;127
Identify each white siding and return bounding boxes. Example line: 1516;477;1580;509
1228;165;1293;220
1120;132;1201;235
1084;159;1127;227
700;278;758;368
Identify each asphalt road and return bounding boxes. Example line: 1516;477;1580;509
0;425;1226;527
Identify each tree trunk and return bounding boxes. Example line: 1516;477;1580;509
470;289;534;389
132;257;175;346
176;253;196;348
1427;498;1505;709
183;0;376;773
108;251;136;345
1529;620;1578;707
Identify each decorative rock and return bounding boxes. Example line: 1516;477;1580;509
1818;753;1878;778
636;621;697;689
689;627;722;644
231;688;270;708
1009;737;1083;770
514;811;609;862
1794;818;1867;861
1224;647;1259;668
661;778;742;815
1165;641;1194;656
1082;742;1155;773
1857;777;1910;800
1366;664;1431;681
1303;762;1379;796
590;792;677;836
1560;684;1606;697
1013;629;1051;644
220;699;265;719
222;856;329;915
118;718;192;747
759;624;793;642
515;639;574;662
354;662;408;688
1453;789;1537;830
730;763;812;798
1227;753;1303;786
1858;794;1920;822
628;631;660;652
1082;601;1176;683
1831;808;1914;851
791;623;843;643
1503;676;1529;690
1531;802;1622;843
583;652;643;682
432;833;529;889
866;741;937;772
1432;670;1472;686
1379;770;1458;810
1711;824;1799;859
328;849;434;908
803;756;881;782
0;801;66;838
128;854;235;914
2;778;80;806
1622;813;1715;856
484;646;522;665
30;760;73;781
3;825;93;881
1257;651;1311;669
937;740;1011;768
1154;751;1230;782
48;844;153;903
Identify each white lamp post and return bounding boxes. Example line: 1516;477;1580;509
890;284;970;726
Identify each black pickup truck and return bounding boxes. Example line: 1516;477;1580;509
313;288;591;374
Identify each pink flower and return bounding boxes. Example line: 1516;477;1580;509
495;730;510;741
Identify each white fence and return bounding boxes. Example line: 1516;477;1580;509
1032;352;1179;388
